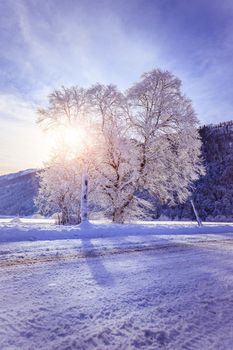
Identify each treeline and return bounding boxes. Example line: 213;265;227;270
160;121;233;221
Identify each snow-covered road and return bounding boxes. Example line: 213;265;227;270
1;232;233;350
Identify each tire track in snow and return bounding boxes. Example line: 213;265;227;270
1;239;233;268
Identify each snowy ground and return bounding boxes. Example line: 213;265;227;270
1;221;233;349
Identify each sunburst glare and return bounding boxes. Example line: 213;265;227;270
45;125;88;156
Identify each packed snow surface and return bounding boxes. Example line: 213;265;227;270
0;221;233;349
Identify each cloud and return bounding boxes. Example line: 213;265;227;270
0;93;36;124
5;0;158;92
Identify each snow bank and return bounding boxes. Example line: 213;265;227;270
0;222;233;243
9;217;22;224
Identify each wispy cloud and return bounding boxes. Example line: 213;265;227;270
5;0;156;92
0;94;36;124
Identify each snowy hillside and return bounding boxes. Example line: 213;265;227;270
0;169;36;183
0;169;39;216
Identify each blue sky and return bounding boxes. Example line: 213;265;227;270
0;0;233;174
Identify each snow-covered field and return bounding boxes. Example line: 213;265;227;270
1;221;233;349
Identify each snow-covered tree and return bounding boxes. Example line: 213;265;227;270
87;84;146;223
36;69;204;224
37;86;88;129
35;152;82;224
126;69;204;206
37;86;96;224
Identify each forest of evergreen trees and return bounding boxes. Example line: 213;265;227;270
160;121;233;221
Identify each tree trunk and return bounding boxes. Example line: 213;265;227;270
61;207;69;225
112;208;124;224
80;171;89;224
190;199;202;227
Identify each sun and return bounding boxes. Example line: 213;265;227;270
45;125;88;156
63;127;82;150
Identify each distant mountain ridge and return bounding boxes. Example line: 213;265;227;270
0;120;233;220
0;169;39;216
0;169;36;183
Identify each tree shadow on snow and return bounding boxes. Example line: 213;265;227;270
81;239;115;287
